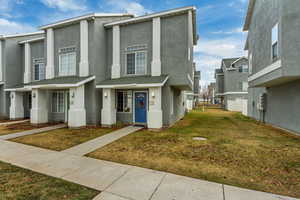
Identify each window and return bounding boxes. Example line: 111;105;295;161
249;52;253;74
34;63;45;81
126;51;146;75
52;92;64;113
238;65;249;73
117;91;132;112
272;23;279;61
242;82;248;92
59;52;76;76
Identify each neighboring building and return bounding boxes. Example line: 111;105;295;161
215;57;249;114
244;0;300;133
0;32;45;119
2;6;198;129
184;66;200;112
208;82;216;104
194;70;201;104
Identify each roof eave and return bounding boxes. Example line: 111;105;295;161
243;0;256;31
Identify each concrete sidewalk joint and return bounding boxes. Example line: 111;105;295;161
62;126;143;156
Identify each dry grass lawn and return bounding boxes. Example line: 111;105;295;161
0;161;98;200
0;122;58;136
87;107;300;198
11;126;121;151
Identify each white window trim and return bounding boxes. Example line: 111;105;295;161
116;90;133;113
271;23;279;62
125;50;147;76
59;52;76;76
33;60;45;81
51;91;65;113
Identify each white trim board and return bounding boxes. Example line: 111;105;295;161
96;76;169;89
0;31;44;39
5;76;95;91
40;13;133;30
248;60;282;82
19;37;45;44
216;92;248;96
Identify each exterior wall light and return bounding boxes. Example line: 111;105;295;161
151;92;155;98
104;92;108;98
32;93;36;98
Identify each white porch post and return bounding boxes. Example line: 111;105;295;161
9;92;24;119
79;20;89;77
151;17;161;76
24;42;31;84
111;25;120;79
46;28;54;79
101;88;116;126
31;89;48;124
148;87;163;129
68;85;86;127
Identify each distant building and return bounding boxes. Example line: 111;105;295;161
208;82;216;104
215;57;249;114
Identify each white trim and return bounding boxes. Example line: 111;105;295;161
1;31;44;39
46;28;54;79
40;13;133;30
96;76;169;89
187;74;193;86
151;17;161;76
5;76;95;91
125;50;147;76
105;6;196;27
216;92;248;96
248;60;282;82
230;57;247;66
18;37;45;44
111;25;120;79
215;73;224;76
79;20;89;77
0;40;2;82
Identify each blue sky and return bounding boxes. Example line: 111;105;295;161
0;0;248;87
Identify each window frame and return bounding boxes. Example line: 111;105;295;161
271;23;279;62
58;51;76;76
125;50;147;76
238;64;249;73
51;91;65;113
116;90;132;113
33;58;45;81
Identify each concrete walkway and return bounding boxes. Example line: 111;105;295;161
0;124;67;140
0;119;29;126
62;126;143;156
0;140;297;200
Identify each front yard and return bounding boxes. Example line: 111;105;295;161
87;107;300;198
0;161;98;200
11;126;121;151
0;122;58;136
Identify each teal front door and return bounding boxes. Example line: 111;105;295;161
134;92;147;124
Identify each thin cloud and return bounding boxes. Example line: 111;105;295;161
0;18;36;34
104;0;152;16
40;0;87;12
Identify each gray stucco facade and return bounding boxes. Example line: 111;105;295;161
215;57;249;112
1;6;197;129
244;0;300;134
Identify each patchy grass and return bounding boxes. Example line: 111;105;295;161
11;126;121;151
87;107;300;198
0;122;59;136
0;161;98;200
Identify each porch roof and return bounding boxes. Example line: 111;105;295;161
5;76;95;91
96;75;169;89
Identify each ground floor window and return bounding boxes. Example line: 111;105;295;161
52;92;65;113
117;91;132;113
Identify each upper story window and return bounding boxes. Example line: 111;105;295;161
59;47;76;76
238;64;249;73
125;45;147;75
272;23;279;61
33;58;45;81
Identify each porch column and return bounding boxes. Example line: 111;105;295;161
79;19;89;77
68;85;86;127
46;28;54;79
9;92;24;119
148;87;163;129
101;88;116;127
24;42;31;84
111;25;120;79
31;89;48;124
0;40;3;81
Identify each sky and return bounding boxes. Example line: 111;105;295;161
0;0;249;88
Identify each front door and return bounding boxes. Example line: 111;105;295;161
134;92;147;124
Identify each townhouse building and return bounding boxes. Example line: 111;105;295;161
1;6;197;129
244;0;300;133
215;57;249;114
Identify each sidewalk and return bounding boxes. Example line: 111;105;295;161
0;139;297;200
62;126;143;156
0;124;67;140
